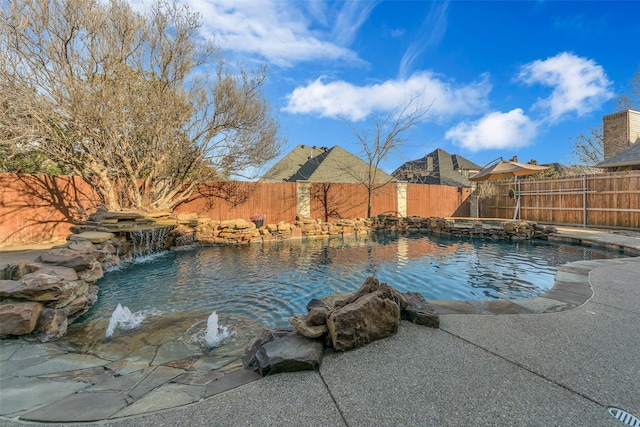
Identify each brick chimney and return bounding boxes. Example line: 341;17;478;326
603;109;640;159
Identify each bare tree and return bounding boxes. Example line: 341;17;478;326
310;182;360;222
570;124;604;166
616;65;640;111
341;94;428;217
0;0;281;212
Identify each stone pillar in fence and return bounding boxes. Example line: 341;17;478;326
297;181;311;219
397;182;407;218
469;184;478;218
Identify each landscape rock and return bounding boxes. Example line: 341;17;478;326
327;289;400;352
289;315;327;339
1;261;40;281
0;300;43;336
0;253;98;341
306;306;329;326
36;308;69;342
103;210;145;221
2;266;79;302
402;292;440;328
66;238;97;254
243;327;295;368
68;231;116;243
253;333;323;376
60;292;93;317
37;248;97;271
76;261;104;282
335;275;381;308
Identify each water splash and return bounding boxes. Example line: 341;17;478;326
129;227;172;257
205;311;231;348
105;304;159;338
105;251;168;272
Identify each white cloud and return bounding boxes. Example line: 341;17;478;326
399;1;449;79
332;1;378;46
518;52;613;121
445;109;537;152
166;0;372;67
284;72;491;121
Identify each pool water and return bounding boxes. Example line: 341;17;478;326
80;232;626;329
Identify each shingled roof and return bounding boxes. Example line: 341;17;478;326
596;142;640;170
392;148;481;187
261;144;396;183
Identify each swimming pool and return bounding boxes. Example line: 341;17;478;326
79;231;626;330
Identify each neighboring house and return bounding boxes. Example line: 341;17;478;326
597;109;640;171
596;141;640;171
392;148;481;187
261;144;396;183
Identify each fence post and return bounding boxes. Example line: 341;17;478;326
583;175;587;228
397;182;407;217
469;184;478;218
296;181;311;219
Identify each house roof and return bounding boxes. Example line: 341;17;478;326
392;148;481;187
261;144;396;183
596;142;640;169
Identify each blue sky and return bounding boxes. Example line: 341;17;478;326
134;0;640;173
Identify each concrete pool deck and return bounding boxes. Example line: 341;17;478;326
1;226;639;426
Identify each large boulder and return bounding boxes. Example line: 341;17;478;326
243;326;324;375
0;300;43;336
327;288;400;352
252;332;323;376
243;327;296;370
334;276;381;308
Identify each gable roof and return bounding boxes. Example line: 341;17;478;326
596;142;640;169
392;148;481;187
261;144;396;183
261;145;328;182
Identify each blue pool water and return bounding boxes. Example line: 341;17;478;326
81;232;626;329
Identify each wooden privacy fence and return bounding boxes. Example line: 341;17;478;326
0;174;472;247
479;171;640;229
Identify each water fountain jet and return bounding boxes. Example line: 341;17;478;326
106;304;145;338
205;311;230;348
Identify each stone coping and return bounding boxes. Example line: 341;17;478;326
427;257;638;316
428;225;640;315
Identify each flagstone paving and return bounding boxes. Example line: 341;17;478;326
0;310;263;422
